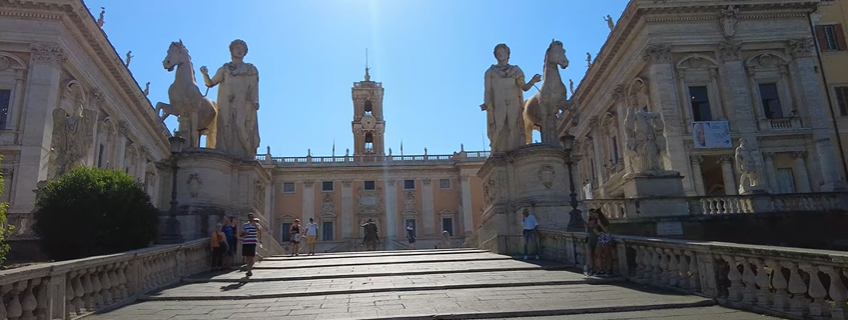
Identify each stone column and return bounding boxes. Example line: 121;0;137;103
114;121;129;171
690;156;706;196
341;179;353;239
421;178;435;236
384;179;397;238
612;85;630;172
266;182;275;238
588;116;605;195
9;69;25;134
789;38;843;190
763;153;779;194
719;156;737;195
14;42;65;210
793;152;812;193
644;44;694;195
302;180;315;222
460;174;474;235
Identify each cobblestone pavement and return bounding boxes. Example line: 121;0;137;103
86;249;786;320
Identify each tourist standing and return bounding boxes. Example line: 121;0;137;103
594;209;615;277
210;223;227;271
521;208;540;260
240;215;262;277
289;219;304;256
585;209;600;276
222;217;238;269
406;223;416;250
305;218;318;255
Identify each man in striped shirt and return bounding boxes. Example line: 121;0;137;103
240;213;262;277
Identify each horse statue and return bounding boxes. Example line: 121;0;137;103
523;39;573;145
157;40;218;148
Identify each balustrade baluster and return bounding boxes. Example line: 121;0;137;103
64;272;75;318
723;255;743;301
72;272;85;315
822;266;847;320
800;264;827;319
664;249;677;286
1;283;14;320
100;266;113;305
784;261;809;317
651;248;661;283
118;262;129;298
34;277;48;320
633;246;645;280
699;200;708;215
7;281;23;320
675;249;689;289
739;257;757;305
749;258;772;308
766;260;789;311
689;252;703;293
19;279;38;320
710;200;718;214
108;264;120;300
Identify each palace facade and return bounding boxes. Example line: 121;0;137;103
815;1;848;176
259;72;488;251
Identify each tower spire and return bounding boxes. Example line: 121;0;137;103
364;48;371;81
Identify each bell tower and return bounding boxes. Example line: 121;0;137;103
351;62;385;156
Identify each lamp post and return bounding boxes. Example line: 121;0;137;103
160;134;186;244
560;134;585;232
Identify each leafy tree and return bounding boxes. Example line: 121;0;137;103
32;167;158;260
0;156;12;265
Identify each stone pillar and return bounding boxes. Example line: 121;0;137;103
690;156;706;196
460;174;474;235
612;86;630;172
719;156;738;195
421;178;435;236
302;180;315;222
114;121;129;171
789;38;843;191
9;69;25;134
266;182;275;238
341;179;353;239
763;153;779;194
643;44;694;195
384;179;397;238
14;42;65;210
588;117;606;195
793;152;812;193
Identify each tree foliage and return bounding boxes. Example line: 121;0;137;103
32;167;158;260
0;156;12;265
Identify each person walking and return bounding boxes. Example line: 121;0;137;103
406;222;416;250
593;209;615;277
240;215;262;277
305;218;318;255
222;216;238;269
521;208;540;260
289;219;304;256
210;223;227;271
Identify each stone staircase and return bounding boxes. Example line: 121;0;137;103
86;249;784;320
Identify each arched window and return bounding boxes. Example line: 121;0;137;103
364;100;373;116
364;132;374;153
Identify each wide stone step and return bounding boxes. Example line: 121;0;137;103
263;248;486;260
254;252;509;269
476;306;787;320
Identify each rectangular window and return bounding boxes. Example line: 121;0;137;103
775;168;796;194
759;83;784;119
0;89;11;129
688;86;712;121
439;179;451;189
835;86;848;116
322;181;334;192
403;179;415;190
610;136;619;164
282;182;295;193
405;219;417;238
364;180;376;190
97;144;105;168
280;223;292;242
322;222;334;241
441;218;453;236
817;24;847;52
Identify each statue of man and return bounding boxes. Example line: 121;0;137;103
569;79;575;96
97;7;105;27
481;43;541;152
735;138;758;188
624;105;664;173
604;15;615;31
200;39;260;158
143;82;150;96
586;53;593;67
125;51;133;67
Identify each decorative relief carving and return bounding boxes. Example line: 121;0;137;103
187;173;201;197
341;180;352;188
403;191;416;212
719;5;739;38
321;193;334;213
483;178;496;205
587;116;599;127
788;38;815;58
611;85;625;102
117;120;130;136
357;186;383;214
719;41;742;61
643;44;672;64
29;42;66;67
51;81;97;178
253;180;265;209
303;180;314;188
793;151;807;159
422;178;431;186
537;165;555;189
690;155;703;164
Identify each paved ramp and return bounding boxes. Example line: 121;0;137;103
86;249;784;319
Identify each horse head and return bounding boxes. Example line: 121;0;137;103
546;39;569;70
163;39;190;72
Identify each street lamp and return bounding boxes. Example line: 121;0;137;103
560;134;585;232
160;134;186;244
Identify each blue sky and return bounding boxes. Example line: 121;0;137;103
84;0;628;157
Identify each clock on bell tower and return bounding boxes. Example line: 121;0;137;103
351;66;385;156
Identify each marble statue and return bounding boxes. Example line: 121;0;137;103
624;105;665;173
321;193;334;213
96;7;105;27
388;147;392;156
523;39;572;145
159;40;218;148
125;51;133;67
266;146;271;155
480;43;541;152
345;148;349;156
51;82;97;178
720;5;739;38
569;79;574;96
586;53;593;67
201;39;260;158
735;138;760;188
307;149;311;156
604;15;615;31
424;147;428;155
143;82;150;96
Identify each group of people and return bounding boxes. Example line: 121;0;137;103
520;208;614;277
209;213;263;277
286;218;319;256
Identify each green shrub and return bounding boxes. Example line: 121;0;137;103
0;156;12;265
32;167;158;260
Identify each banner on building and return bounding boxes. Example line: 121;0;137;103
691;121;731;148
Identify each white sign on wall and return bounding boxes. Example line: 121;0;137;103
691;121;731;149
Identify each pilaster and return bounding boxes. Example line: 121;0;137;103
460;174;474;235
302;180;315;222
115;121;129;170
421;178;435;236
793;152;812;193
384;179;397;238
719;156;737;195
690;156;705;196
341;179;353;238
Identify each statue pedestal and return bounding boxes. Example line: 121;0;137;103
476;144;573;255
738;185;767;195
156;148;272;241
622;171;688;218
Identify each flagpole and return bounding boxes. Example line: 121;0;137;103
332;139;335;157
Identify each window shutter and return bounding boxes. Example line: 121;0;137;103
836;24;847;51
815;26;829;52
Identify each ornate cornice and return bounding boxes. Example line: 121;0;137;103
29;42;66;68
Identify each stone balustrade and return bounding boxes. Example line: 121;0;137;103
0;239;209;319
259;151;490;166
535;230;848;320
585;192;848;219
